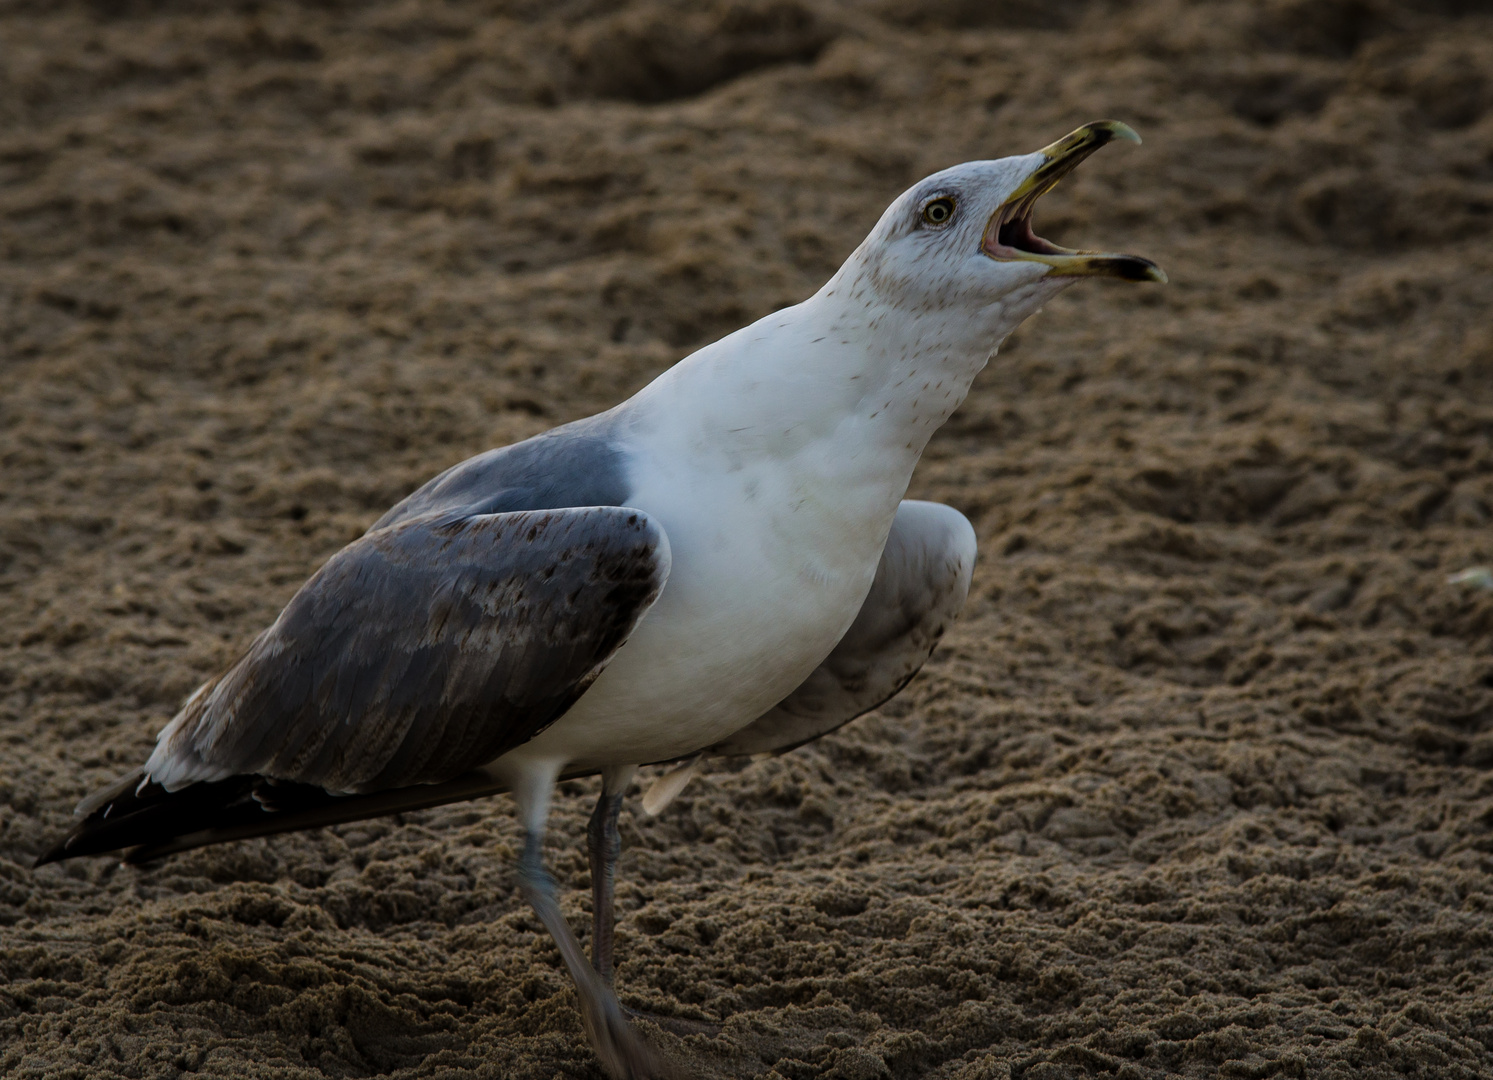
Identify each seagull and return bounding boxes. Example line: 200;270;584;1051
37;121;1163;1079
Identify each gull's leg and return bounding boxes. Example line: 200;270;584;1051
588;764;635;986
512;762;662;1080
586;765;724;1041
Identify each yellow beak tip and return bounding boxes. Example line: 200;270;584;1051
1100;120;1143;145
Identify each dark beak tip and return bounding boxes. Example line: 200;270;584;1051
1053;254;1166;284
1120;257;1167;283
1089;120;1142;146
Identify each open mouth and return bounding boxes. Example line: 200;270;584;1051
981;120;1167;283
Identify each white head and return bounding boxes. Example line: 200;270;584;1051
827;120;1166;347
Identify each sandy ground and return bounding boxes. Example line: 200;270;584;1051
5;1;1493;1077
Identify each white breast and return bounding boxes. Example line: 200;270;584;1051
489;278;995;777
505;422;904;772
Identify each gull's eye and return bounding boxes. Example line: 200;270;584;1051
921;197;955;227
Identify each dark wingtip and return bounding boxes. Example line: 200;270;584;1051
33;838;73;869
121;844;170;866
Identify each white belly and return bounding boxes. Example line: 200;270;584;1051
493;436;908;774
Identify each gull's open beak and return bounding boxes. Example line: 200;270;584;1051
980;120;1167;283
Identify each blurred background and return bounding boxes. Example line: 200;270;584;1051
3;2;1493;1077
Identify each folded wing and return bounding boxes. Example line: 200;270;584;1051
38;505;669;865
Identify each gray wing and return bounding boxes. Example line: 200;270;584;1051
708;499;976;758
145;506;670;795
370;410;631;530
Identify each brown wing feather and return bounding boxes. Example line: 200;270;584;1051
150;506;669;793
37;506;669;867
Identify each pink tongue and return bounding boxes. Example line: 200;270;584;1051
1000;216;1062;255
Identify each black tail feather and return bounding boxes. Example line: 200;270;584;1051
34;769;524;868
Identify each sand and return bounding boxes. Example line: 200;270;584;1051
4;0;1493;1077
